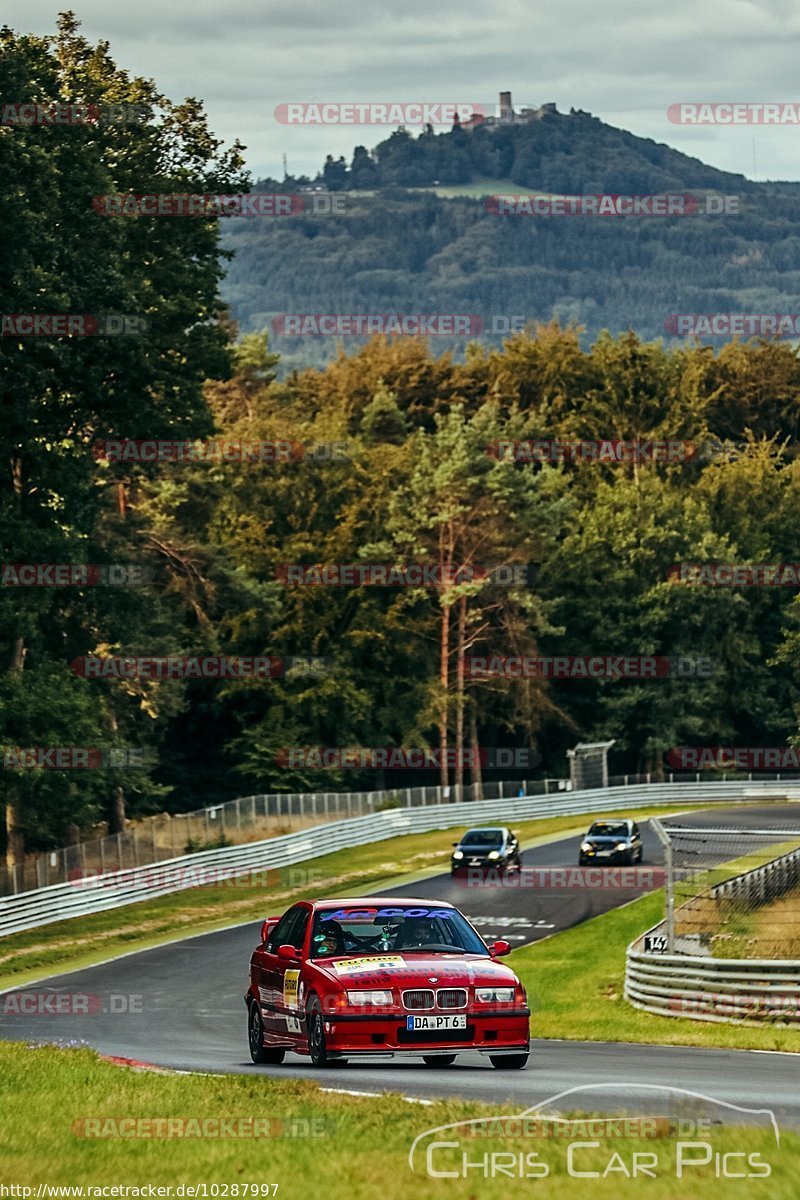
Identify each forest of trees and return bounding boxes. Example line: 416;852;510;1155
224;191;800;374
4;19;800;864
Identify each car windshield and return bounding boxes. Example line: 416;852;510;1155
461;829;504;847
588;822;629;838
310;905;488;957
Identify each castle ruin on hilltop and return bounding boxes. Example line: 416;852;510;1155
459;91;557;130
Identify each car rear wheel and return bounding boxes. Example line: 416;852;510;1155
490;1053;529;1070
248;1002;286;1065
422;1054;456;1066
307;997;330;1067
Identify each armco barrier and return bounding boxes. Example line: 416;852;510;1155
2;779;799;939
710;846;800;906
626;833;800;1024
626;934;800;1023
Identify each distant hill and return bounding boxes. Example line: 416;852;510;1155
221;107;800;372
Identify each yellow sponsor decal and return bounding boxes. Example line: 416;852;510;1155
283;968;301;1008
330;955;405;975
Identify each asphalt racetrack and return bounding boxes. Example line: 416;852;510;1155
2;804;799;1125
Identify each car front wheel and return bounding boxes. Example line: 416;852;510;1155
248;1002;285;1065
307;997;330;1067
490;1053;529;1070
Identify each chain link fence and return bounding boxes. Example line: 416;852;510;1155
653;817;800;958
1;775;574;896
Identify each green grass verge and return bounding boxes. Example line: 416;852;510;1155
513;890;800;1052
0;805;710;989
0;1042;794;1198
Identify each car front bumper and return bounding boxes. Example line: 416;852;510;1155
318;1008;531;1055
579;849;632;863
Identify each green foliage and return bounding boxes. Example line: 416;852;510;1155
4;26;800;856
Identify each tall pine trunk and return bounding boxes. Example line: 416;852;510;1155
439;601;450;788
454;594;466;793
470;709;483;801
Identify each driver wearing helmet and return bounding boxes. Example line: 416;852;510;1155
398;916;437;949
311;919;345;958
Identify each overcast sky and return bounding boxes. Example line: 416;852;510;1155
16;0;800;182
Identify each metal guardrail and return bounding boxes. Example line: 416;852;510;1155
710;847;800;905
626;935;800;1023
1;775;566;897
2;778;797;940
626;837;800;1024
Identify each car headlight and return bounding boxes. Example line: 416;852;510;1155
580;841;593;851
475;987;515;1003
616;842;629;851
487;850;500;860
346;989;393;1006
452;850;464;859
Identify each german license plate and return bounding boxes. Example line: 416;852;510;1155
406;1014;467;1031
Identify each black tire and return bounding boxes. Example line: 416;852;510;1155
307;997;330;1067
248;1002;286;1065
422;1054;456;1066
490;1053;529;1070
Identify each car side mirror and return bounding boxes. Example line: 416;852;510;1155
277;943;300;961
489;940;511;957
260;917;280;945
452;842;459;847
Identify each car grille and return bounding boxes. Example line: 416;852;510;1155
402;989;435;1011
437;988;467;1009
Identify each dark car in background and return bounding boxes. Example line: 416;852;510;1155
451;826;521;876
579;818;642;866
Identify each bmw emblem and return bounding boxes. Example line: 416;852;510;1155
429;976;439;983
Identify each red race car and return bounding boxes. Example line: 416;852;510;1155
245;896;530;1069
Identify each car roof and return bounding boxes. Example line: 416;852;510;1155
312;896;455;909
460;826;507;835
588;817;632;827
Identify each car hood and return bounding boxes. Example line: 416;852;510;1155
584;835;629;845
456;844;504;855
311;953;519;988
